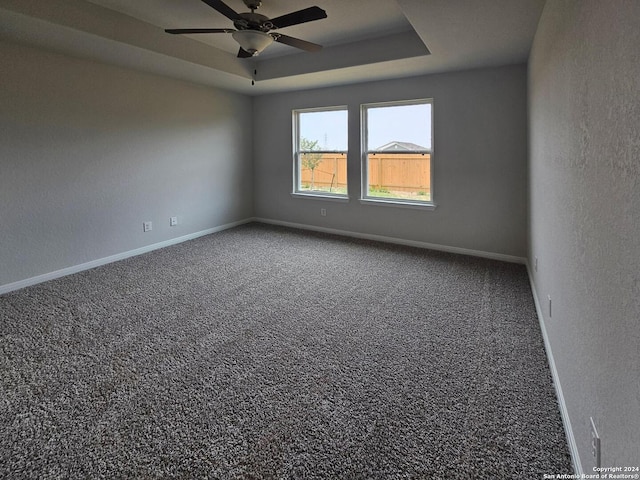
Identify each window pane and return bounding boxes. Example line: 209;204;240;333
364;100;432;203
300;152;347;194
367;153;431;201
296;107;348;195
299;110;348;151
366;103;431;151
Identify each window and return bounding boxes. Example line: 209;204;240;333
362;99;433;205
293;107;348;197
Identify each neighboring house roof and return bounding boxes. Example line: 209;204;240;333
375;141;427;151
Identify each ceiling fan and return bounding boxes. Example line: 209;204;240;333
165;0;328;58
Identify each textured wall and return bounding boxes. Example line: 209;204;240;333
253;65;528;258
529;0;640;470
0;40;253;287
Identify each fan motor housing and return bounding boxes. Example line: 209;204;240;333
235;12;272;31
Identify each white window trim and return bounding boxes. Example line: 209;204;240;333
292;105;349;199
360;98;435;209
358;198;437;210
291;193;350;203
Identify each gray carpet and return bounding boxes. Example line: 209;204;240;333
0;223;572;479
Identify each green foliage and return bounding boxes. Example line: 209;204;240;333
300;137;323;171
369;185;389;194
300;137;324;189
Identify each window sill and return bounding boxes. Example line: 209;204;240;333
359;198;437;211
291;192;350;203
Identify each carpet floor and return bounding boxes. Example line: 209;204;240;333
0;223;572;479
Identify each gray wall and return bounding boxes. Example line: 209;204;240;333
529;0;640;470
0;40;253;287
253;65;528;258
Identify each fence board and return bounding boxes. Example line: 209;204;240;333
300;153;431;195
368;153;431;193
300;154;347;191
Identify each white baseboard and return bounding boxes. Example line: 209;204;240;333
525;261;582;475
0;218;253;295
2;217;525;296
255;217;526;264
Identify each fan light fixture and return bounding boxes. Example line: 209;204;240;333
232;30;273;56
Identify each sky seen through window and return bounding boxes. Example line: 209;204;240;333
299;104;432;151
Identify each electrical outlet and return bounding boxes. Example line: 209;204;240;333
590;417;601;469
143;221;152;232
548;295;552;318
170;216;178;226
320;208;327;217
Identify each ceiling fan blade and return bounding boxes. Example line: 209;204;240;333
237;47;254;58
165;28;235;34
272;33;322;52
200;0;242;21
269;6;327;29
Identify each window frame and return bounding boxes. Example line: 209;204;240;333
360;98;435;209
292;105;349;200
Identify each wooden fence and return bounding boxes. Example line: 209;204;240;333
367;153;431;193
300;154;347;192
300;153;431;195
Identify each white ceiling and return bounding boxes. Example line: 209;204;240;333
0;0;546;95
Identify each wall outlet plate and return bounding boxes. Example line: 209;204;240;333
143;221;152;232
170;216;178;226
